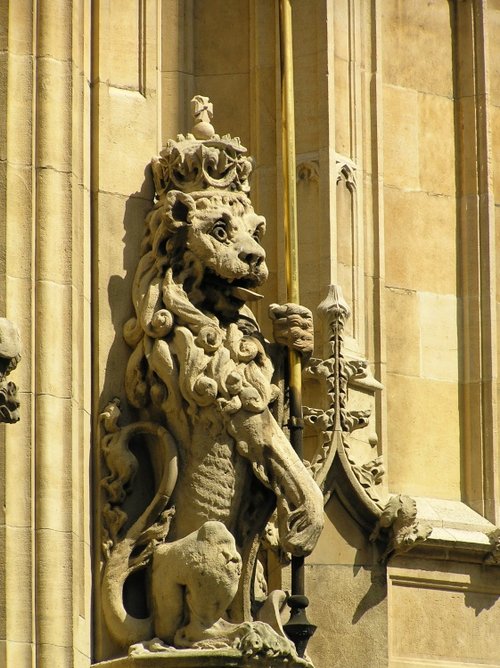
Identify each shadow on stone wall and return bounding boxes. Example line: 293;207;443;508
307;494;388;668
100;165;155;419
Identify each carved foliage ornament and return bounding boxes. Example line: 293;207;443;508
485;528;500;566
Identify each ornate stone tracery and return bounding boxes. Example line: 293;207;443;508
304;285;384;510
302;285;432;558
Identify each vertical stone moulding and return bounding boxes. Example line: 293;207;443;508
335;154;359;343
34;0;85;664
368;0;388;467
453;0;498;522
2;2;36;666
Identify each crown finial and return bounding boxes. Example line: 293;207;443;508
191;95;215;140
151;95;251;197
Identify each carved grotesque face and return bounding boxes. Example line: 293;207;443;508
168;190;269;291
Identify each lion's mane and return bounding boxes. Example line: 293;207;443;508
122;189;274;423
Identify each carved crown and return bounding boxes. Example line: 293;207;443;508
151;95;253;198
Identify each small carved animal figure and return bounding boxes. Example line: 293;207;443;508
100;104;324;661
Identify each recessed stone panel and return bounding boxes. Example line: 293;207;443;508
419;292;459;382
491;104;500;202
97;83;158;195
193;1;249;76
385;286;420;378
386;373;461;499
307;559;388;668
382;85;419;190
384;187;457;295
194;74;251;148
488;6;500;107
381;0;454;98
389;561;500;665
418;93;456;197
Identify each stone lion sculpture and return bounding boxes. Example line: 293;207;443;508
99;97;324;663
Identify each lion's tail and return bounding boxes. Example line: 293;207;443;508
100;420;178;649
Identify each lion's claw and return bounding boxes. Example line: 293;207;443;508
269;303;314;356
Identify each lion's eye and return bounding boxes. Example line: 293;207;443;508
253;225;264;242
211;222;228;242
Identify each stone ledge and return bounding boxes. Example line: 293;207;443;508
414;497;494;533
92;649;309;668
412;496;498;563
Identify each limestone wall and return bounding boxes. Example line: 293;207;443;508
380;0;460;500
0;1;499;667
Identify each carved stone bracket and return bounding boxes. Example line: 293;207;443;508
0;318;21;423
335;153;357;191
369;495;432;563
484;528;500;566
297;160;319;183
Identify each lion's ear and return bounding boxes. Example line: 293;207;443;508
167;191;196;224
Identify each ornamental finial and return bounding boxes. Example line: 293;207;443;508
191;95;214;139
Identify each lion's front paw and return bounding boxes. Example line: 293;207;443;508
269;303;314;356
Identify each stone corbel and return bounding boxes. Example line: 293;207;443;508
335;153;357;191
297;159;319;183
0;318;21;423
484;528;500;566
369;495;432;563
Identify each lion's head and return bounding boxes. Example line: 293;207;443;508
145;189;268;304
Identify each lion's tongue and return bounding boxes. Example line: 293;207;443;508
230;286;264;302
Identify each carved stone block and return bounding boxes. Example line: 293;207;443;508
0;317;21;423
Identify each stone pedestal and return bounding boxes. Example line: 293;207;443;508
93;649;310;668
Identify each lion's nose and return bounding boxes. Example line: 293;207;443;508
238;245;265;268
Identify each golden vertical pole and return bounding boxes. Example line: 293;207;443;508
279;0;304;596
279;0;300;309
279;2;317;657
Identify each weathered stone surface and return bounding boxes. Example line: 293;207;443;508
2;3;500;668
